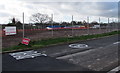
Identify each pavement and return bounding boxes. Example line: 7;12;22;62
2;34;119;72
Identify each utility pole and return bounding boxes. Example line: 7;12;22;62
23;12;25;38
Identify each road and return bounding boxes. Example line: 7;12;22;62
2;34;119;72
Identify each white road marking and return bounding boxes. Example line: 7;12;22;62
56;49;96;59
57;43;118;59
9;50;47;60
107;66;120;73
113;42;120;45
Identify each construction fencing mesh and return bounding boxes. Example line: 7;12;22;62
2;22;119;49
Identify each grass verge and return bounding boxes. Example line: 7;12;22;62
2;31;120;53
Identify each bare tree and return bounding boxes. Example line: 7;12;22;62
8;17;20;25
12;17;16;24
30;13;51;24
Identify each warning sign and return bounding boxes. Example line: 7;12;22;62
22;38;30;45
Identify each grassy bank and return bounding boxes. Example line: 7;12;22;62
3;31;120;52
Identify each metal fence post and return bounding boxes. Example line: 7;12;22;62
99;17;101;34
51;14;53;36
107;18;110;32
72;15;74;36
87;16;89;35
23;12;25;38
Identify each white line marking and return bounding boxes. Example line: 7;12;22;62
56;43;117;59
56;41;119;72
56;49;96;59
57;43;118;59
113;42;120;45
107;66;120;73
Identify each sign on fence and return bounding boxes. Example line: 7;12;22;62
22;38;30;45
5;26;16;35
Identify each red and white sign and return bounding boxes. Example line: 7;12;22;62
5;26;16;35
22;38;30;45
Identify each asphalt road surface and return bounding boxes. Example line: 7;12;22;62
2;34;119;72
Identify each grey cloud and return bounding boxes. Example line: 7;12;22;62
96;2;118;10
99;8;118;18
22;2;118;18
0;12;11;17
25;5;34;9
96;2;118;18
0;5;5;9
69;2;118;17
18;0;120;2
1;0;118;24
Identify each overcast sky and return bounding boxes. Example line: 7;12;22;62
0;0;119;24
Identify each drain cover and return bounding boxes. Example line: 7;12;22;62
9;50;47;60
69;44;88;49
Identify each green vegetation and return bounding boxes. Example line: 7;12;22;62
2;31;120;52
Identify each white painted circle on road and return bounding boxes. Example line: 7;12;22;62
69;44;88;49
